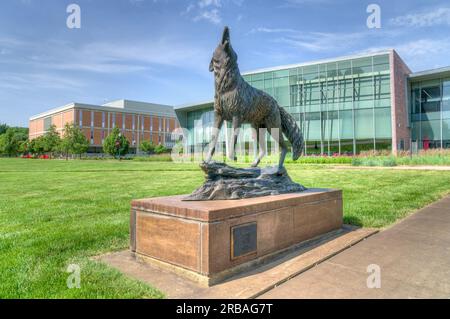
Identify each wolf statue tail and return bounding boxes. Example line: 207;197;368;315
279;106;304;161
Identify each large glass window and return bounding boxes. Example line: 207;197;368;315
273;76;290;107
375;108;392;139
339;110;353;140
302;65;318;81
411;122;421;141
373;54;390;73
339;79;353;110
411;88;421;121
44;117;52;131
410;79;447;149
352;57;372;74
355;109;374;139
304;112;321;140
443;119;450;148
443;119;450;140
324;111;340;142
421;119;441;147
443;82;450;119
338;61;352;77
421;86;441;116
374;74;391;102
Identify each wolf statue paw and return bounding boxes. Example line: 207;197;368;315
251;161;260;168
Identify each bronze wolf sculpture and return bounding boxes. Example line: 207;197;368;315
205;26;304;170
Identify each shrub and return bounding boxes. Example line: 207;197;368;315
140;140;156;155
103;127;130;159
154;144;170;155
133;155;173;162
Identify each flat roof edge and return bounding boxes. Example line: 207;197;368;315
241;49;394;75
30;102;176;121
29;103;76;121
175;100;214;111
409;66;450;79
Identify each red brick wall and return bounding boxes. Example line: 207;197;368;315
94;129;102;145
82;110;91;127
144;116;150;131
82;128;91;141
62;110;74;127
152;117;159;132
116;113;123;129
125;114;133;130
94;111;102;128
390;50;412;155
51;113;63;130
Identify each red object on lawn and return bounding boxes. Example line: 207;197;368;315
423;137;430;150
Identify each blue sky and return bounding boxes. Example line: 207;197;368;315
1;0;450;126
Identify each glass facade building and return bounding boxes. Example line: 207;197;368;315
241;52;392;155
410;72;450;150
175;50;450;155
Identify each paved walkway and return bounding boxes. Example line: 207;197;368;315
260;195;450;299
334;165;450;171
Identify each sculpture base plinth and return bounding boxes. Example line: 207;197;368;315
130;188;343;286
184;161;306;201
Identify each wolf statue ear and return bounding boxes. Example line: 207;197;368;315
221;26;230;44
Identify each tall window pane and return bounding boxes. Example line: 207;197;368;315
375;107;392;139
339;110;353;139
355;109;374;139
304;112;321;140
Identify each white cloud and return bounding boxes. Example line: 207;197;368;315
193;8;222;24
249;27;369;52
182;3;195;14
279;0;331;8
0;72;85;91
198;0;221;8
0;36;210;75
390;7;450;27
247;27;297;34
357;38;450;71
184;0;243;25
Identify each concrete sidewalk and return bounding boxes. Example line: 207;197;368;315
334;165;450;171
260;195;450;299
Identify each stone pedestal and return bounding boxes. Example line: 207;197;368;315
130;188;343;286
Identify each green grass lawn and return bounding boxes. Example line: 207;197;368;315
1;158;450;298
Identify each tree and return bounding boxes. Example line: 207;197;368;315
140;140;156;155
18;139;30;155
29;136;46;157
0;123;9;135
103;127;129;159
0;127;28;157
154;144;169;155
60;123;89;159
41;125;61;157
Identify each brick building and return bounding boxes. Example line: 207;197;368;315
29;99;178;153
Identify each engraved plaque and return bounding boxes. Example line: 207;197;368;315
231;222;257;259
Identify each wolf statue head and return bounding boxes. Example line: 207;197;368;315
209;26;238;74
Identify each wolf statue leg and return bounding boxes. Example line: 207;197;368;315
277;135;288;172
228;116;240;162
251;127;266;168
266;124;287;172
205;115;224;163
